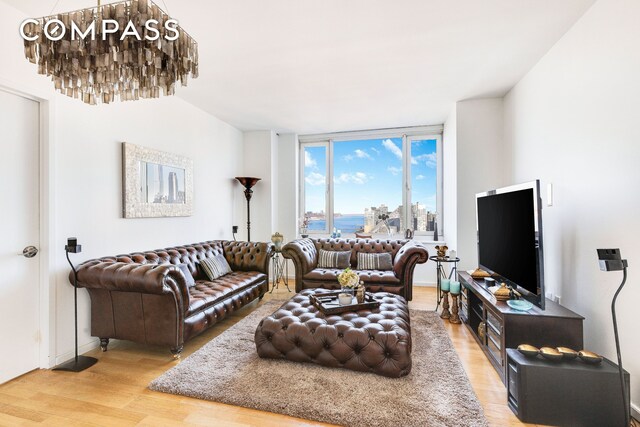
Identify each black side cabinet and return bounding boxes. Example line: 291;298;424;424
506;349;630;427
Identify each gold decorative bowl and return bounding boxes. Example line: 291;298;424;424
517;344;539;358
493;283;511;302
470;268;490;279
557;347;578;360
579;350;603;364
540;347;564;361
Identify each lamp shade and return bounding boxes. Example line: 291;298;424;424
235;177;261;189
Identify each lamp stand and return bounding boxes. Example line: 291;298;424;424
243;187;253;242
235;177;261;242
611;267;629;426
53;244;98;372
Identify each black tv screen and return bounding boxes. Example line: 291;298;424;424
476;181;544;309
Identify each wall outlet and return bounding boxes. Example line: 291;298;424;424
545;292;561;304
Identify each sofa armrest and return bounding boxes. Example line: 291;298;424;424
223;241;273;274
393;240;429;279
75;260;190;312
282;238;317;293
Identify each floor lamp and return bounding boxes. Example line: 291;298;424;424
597;248;629;426
235;177;261;242
53;238;98;372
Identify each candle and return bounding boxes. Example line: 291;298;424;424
450;281;461;295
338;293;353;306
441;278;450;292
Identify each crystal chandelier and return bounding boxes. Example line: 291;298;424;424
21;0;198;105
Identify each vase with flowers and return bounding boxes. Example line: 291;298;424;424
337;267;359;298
298;215;310;238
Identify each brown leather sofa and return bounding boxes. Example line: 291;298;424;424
74;240;271;357
281;238;428;301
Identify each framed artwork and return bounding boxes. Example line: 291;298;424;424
122;142;193;218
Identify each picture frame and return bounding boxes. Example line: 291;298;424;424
122;142;194;218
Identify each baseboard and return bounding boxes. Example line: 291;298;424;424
413;282;436;287
53;338;100;366
632;402;639;421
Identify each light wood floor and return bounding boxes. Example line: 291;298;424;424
0;286;539;427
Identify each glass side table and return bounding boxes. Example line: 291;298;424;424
429;256;460;312
270;250;291;293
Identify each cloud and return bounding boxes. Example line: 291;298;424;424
413;152;437;168
371;147;380;155
343;149;372;162
305;151;317;168
334;172;370;184
354;149;371;159
387;166;402;176
305;172;325;186
382;139;402;160
415;174;426;180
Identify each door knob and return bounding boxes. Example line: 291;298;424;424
22;246;39;258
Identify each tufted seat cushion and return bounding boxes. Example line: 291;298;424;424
255;289;411;378
187;271;266;316
304;268;400;284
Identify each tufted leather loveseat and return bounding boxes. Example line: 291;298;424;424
255;289;412;377
74;240;272;357
281;238;428;301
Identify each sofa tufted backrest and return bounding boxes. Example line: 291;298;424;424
313;238;408;268
96;240;270;280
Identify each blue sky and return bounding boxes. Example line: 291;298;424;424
304;138;437;215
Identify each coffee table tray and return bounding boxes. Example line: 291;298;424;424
309;291;380;315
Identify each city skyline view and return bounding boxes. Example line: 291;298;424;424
304;137;437;219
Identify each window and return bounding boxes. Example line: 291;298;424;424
300;126;442;239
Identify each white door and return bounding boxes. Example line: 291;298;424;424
0;89;40;384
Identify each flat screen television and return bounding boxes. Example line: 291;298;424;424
476;180;545;309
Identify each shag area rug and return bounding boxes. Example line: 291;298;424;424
149;301;488;427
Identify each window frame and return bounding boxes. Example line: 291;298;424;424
299;125;443;240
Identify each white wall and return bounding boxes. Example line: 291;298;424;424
0;1;243;365
503;0;640;414
442;104;458;255
241;131;278;242
451;98;507;271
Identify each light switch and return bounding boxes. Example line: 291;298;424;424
547;183;553;207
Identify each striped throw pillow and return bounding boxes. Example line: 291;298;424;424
357;252;393;271
200;254;232;280
317;249;351;269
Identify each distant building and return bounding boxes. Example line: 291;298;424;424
168;172;178;203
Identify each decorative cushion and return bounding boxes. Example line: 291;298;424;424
200;254;232;280
317;249;351;269
357;252;393;271
177;263;196;287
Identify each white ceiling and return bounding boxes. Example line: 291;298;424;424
6;0;595;133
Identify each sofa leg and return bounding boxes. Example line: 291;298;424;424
259;293;265;300
100;338;109;352
170;345;184;359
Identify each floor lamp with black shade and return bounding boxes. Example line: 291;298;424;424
597;248;630;426
235;177;261;242
53;238;98;372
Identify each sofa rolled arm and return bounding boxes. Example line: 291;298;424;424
282;238;318;276
393;240;429;279
222;241;273;274
74;260;191;312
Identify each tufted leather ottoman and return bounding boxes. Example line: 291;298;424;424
255;289;411;377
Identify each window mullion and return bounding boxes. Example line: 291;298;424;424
403;134;410;235
327;139;334;234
